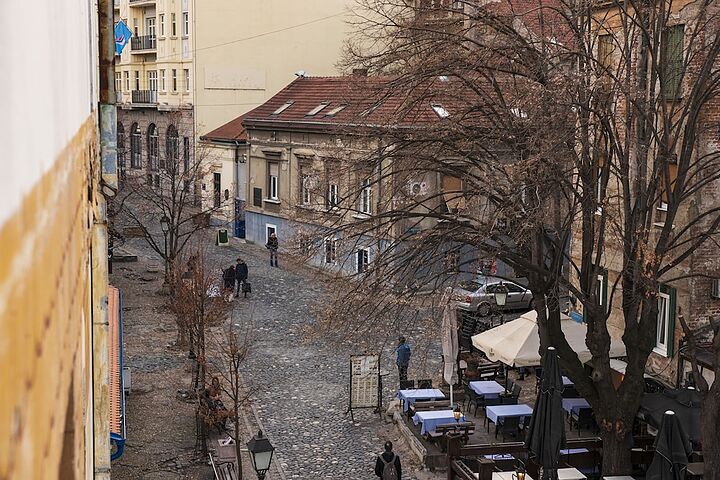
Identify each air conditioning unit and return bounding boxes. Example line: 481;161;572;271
712;278;720;299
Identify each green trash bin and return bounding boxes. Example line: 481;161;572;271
217;229;229;246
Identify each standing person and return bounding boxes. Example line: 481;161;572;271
395;337;411;384
266;232;279;267
222;265;236;291
235;258;249;298
374;441;401;479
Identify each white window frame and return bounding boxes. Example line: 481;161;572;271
171;13;177;36
160;69;166;91
328;183;339;209
145;16;156;38
134;71;140;90
182;12;189;36
115;72;122;92
654;291;671;356
124;71;130;91
359;179;372;214
184;69;190;92
172;69;177;92
324;237;337;265
268;162;279;200
147;70;158;91
301;174;312;205
356;247;370;273
159;14;165;37
265;224;277;243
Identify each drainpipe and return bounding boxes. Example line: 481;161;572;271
94;0;116;477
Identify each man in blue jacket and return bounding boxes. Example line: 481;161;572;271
395;337;411;384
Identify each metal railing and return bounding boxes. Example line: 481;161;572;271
131;90;158;104
131;35;156;51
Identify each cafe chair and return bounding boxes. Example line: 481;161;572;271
496;416;522;441
417;379;433;389
399;380;416;390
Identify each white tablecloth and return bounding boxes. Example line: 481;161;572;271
412;409;463;435
396;389;445;412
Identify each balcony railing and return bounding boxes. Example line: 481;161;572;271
131;90;158;104
129;0;156;4
131;35;156;51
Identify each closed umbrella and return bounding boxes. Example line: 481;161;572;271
646;410;692;480
441;288;459;407
525;347;566;480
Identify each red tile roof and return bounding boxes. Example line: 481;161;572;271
200;113;249;143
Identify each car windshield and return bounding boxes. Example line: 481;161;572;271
458;280;482;291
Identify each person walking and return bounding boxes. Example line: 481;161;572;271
395;337;411;384
222;265;236;291
234;258;249;297
266;232;279;267
374;441;401;479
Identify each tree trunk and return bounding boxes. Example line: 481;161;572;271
599;424;632;475
702;389;720;480
234;409;243;480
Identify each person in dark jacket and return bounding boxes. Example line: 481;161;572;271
235;258;249;297
266;233;279;267
395;337;411;384
374;441;401;478
222;265;236;291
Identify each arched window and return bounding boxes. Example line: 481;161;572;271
165;124;179;169
130;123;141;168
117;122;125;169
147;123;159;171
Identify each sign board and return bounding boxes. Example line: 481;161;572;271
349;354;380;412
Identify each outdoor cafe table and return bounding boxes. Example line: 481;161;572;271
562;398;591;415
490;472;536;480
557;467;587;480
468;380;506;398
485;404;533;432
397;389;445;412
412;409;464;435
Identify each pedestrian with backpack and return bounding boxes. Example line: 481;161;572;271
374;441;401;479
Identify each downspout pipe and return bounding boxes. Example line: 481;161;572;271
95;0;116;478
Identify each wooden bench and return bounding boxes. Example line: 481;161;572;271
408;399;452;418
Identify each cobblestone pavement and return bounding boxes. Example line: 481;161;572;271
115;232;524;479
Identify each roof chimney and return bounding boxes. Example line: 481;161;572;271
352;68;368;76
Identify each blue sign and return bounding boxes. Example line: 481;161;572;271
114;20;132;55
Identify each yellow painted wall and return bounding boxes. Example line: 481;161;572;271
0;118;99;479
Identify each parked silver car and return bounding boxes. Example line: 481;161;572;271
452;276;533;315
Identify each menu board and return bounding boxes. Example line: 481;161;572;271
349;354;380;409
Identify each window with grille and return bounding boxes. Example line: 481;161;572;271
661;25;684;99
324;237;337;264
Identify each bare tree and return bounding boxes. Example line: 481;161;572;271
304;0;720;474
112;112;232;287
208;324;255;479
173;248;232;453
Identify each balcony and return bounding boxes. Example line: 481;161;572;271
131;90;158;104
129;0;156;6
131;35;156;52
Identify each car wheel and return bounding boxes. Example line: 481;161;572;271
478;303;491;316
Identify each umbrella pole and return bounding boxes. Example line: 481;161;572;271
450;384;454;408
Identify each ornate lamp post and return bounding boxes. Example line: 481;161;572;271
160;214;170;279
247;430;275;480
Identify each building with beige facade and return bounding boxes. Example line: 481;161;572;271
196;0;353;234
115;0;195;186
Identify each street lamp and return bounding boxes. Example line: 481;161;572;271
160;215;170;279
453;405;462;422
247;430;275;480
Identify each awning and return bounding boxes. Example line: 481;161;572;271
109;285;127;461
471;309;626;367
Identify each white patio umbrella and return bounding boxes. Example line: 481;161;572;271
471;309;626;367
441;288;459;407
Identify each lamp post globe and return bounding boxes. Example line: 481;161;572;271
247;430;275;480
